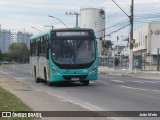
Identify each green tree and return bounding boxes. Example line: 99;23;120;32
8;43;29;63
102;40;113;52
2;53;10;61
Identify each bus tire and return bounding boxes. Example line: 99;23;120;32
34;67;40;83
82;81;89;86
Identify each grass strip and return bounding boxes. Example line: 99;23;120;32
0;86;34;120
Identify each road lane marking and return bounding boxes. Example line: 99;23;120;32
125;81;145;83
110;80;124;83
84;102;104;111
141;81;160;83
124;80;160;84
129;80;160;84
115;85;160;94
115;85;149;91
98;80;110;85
152;90;160;93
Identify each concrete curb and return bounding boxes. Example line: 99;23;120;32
98;71;160;80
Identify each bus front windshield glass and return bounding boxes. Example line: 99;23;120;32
51;39;95;65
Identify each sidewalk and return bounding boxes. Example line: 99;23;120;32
0;72;114;120
98;66;160;80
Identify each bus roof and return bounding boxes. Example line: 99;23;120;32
30;28;94;40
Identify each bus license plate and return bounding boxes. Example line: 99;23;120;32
71;78;79;81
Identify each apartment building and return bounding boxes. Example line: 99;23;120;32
0;28;32;53
133;21;160;64
11;31;32;48
0;29;11;53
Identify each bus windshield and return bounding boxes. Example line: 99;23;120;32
51;39;96;65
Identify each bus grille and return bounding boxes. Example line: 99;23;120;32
63;75;87;80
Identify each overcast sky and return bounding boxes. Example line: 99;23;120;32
0;0;160;38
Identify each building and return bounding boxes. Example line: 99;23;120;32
0;27;32;53
111;45;126;57
11;31;32;48
0;29;11;53
133;21;160;64
80;8;105;57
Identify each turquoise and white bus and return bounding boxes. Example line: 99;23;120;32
30;28;98;86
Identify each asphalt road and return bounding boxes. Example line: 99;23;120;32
0;64;160;120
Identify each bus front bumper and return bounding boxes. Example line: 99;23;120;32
51;72;97;82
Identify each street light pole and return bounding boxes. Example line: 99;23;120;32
31;27;42;33
48;15;68;28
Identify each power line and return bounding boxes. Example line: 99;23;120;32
80;0;97;7
106;20;129;30
94;19;129;33
112;0;130;18
105;23;130;36
89;0;105;8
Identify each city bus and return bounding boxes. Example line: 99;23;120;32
30;28;98;86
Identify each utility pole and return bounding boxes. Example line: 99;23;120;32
112;0;134;73
66;12;80;27
129;0;134;73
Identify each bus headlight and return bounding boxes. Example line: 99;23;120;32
90;66;97;73
52;67;60;74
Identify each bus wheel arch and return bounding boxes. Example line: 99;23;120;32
34;66;40;83
44;67;47;80
44;67;53;86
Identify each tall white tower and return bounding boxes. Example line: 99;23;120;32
80;8;105;57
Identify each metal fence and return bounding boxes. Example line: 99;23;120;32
98;48;160;71
98;56;129;69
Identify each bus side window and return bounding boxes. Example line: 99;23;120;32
45;35;49;59
42;36;45;55
33;39;36;55
36;38;39;56
39;38;42;55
